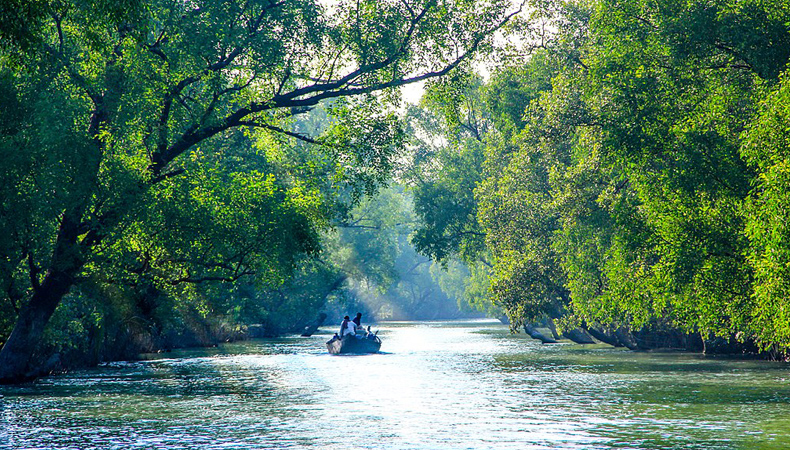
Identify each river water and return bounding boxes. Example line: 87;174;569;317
2;320;790;450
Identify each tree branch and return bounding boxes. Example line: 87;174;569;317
27;252;41;292
169;271;255;285
237;121;326;147
149;2;523;176
150;168;186;184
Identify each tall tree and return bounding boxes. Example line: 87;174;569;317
405;72;489;264
0;0;523;382
477;0;790;348
742;73;790;349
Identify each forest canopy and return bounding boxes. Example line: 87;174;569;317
4;0;790;383
406;0;790;355
0;0;519;382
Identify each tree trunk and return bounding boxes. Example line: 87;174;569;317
0;269;74;383
524;323;557;344
563;328;596;344
0;211;84;384
584;326;624;347
300;312;328;337
614;327;640;350
544;319;562;340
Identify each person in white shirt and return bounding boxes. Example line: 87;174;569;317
347;318;357;336
340;316;357;337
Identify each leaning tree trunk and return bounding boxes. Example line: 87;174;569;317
584;326;624;347
0;269;75;383
300;313;328;337
524;324;557;344
563;328;596;345
0;212;84;384
614;328;640;350
544;319;562;340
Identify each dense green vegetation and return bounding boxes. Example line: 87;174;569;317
4;0;790;383
407;0;790;356
0;0;517;382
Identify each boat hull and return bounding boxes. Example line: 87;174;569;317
326;335;381;354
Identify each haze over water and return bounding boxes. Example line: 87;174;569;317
2;320;790;449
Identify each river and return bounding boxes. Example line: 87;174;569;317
2;320;790;450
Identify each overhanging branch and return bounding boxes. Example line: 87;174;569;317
238;121;326;146
149;1;524;176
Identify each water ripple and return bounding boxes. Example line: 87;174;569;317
2;320;790;450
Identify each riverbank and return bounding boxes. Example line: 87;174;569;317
522;323;787;361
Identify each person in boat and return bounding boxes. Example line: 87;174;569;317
352;312;362;327
339;316;350;337
340;316;356;337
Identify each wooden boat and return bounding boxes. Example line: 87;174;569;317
326;334;381;354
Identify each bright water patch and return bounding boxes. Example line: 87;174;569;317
2;320;790;449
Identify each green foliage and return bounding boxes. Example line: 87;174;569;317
475;48;572;327
0;0;520;376
410;139;487;262
468;0;790;350
563;0;765;339
405;72;491;264
482;53;554;137
742;73;790;348
428;259;497;316
405;0;790;354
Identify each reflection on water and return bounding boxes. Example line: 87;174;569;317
2;320;790;449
